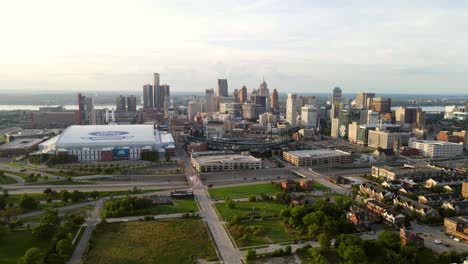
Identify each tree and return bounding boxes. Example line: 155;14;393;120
308;248;329;264
318;233;331;250
0;196;6;210
19;194;38;210
225;198;236;209
33;209;60;239
59;190;70;203
377;230;401;252
70;190;84;202
0;224;9;241
341;245;366;264
245;249;256;260
56;234;73;257
18;247;42;264
2;188;8;198
90;190;100;199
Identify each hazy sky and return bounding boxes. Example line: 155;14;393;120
1;0;468;94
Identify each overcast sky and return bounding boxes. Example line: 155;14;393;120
1;0;468;94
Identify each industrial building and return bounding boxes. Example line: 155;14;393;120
0;138;46;156
39;124;174;161
191;152;262;172
409;140;463;158
282;149;352;167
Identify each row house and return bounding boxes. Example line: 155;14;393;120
393;196;438;219
418;193;462;207
359;182;394;201
366;200;406;225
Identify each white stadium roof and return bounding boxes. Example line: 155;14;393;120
56;125;163;149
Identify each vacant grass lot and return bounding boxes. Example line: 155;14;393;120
85;219;217;264
208;183;281;199
312;181;331;191
0;229;52;264
215;201;285;221
228;220;293;247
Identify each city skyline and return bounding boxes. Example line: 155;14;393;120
1;1;468;93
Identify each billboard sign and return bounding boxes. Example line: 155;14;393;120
81;131;134;141
113;148;130;157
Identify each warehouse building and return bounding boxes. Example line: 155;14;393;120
0;138;46;156
39;124;174;161
191;152;262;172
283;149;352;167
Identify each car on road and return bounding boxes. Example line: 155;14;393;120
20;169;27;172
434;239;442;244
453;237;460;242
208;184;213;188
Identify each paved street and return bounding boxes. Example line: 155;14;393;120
69;198;104;264
177;144;243;264
411;221;468;253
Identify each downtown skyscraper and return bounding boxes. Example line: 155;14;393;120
217;79;228;97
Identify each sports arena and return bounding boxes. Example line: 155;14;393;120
39;124;175;161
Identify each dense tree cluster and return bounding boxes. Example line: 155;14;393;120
103;196;153;217
18;209;86;264
280;197;355;238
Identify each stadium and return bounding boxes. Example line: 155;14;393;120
39;124;175;161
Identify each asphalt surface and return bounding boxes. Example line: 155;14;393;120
69;198;104;264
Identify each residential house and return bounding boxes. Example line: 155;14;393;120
360;182;394;201
393;196;438;219
400;228;424;247
442;200;468;215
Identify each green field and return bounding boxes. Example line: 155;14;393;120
85;220;217;264
312;181;331;191
0;175;17;184
208;183;281;199
215;201;286;221
0;229;52;264
228;220;293;247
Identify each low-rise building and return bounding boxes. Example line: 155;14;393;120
281;179;296;191
462;181;468;199
0;138;46;156
372;164;442;181
191;153;262;172
418;193;462;206
409;140;463;158
441;200;468;215
366;200;406;225
400;228;424;247
444;216;468;241
359;182;393;201
393;196;437;219
282;149;352;167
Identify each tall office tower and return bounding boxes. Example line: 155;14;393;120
331;87;342;119
249;88;258;103
116;95;126;111
367;110;380;125
299;96;316;107
253;95;267;114
238;86;248;103
271;89;279;112
77;93;87;125
217;79;228;97
233;89;239;103
153;73;164;108
127;95;137;112
465;101;468;112
355;92;375;109
143;84;154;108
301;105;318;128
286;93;298;127
370;97;392;114
258;79;269;96
205;88;216;113
160;84;170;115
84;97;93;112
188;101;204;120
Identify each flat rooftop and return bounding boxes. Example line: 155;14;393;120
285;149;350;158
0;138;44;150
193;154;260;165
412;140;463;146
